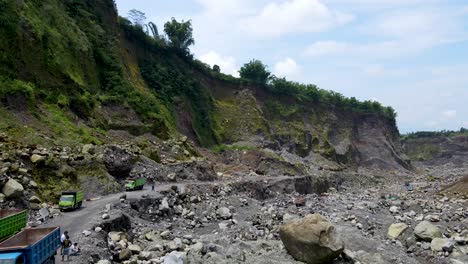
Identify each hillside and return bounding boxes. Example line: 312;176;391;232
0;0;413;204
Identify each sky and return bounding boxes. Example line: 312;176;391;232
114;0;468;133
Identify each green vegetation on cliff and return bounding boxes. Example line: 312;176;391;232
402;128;468;140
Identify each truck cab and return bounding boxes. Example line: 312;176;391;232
125;180;136;190
58;191;83;211
125;178;145;191
58;195;75;209
0;252;25;264
0;227;59;264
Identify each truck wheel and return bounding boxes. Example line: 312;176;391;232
47;256;55;264
78;201;82;208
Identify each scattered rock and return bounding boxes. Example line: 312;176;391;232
128;244;141;254
29;181;38;188
139;251;153;260
217;207;232;220
431;238;454;252
30;154;45;163
108;232;125;243
119;248;132;261
160;230;171;239
167;173;177;182
388;223;409;239
389;206;399;214
29;195;42;203
38;208;49;219
163;251;187;264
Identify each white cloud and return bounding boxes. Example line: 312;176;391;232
304;40;430;58
363;64;384;77
198;51;239;76
462;6;468;14
274;57;300;78
305;8;467;59
304;41;348;56
463;121;468;127
365;9;463;41
442;110;457;119
425;121;440;128
240;0;353;38
326;0;436;8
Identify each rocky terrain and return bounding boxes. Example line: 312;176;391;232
1;125;468;264
42;169;466;264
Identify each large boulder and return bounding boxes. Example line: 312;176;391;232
216;207;232;220
104;146;138;178
2;179;24;198
387;223;408;239
414;221;442;241
279;214;344;264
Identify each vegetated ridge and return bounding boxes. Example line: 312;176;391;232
0;0;409;177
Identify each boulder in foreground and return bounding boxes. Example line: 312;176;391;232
279;214;344;264
388;223;409;239
2;179;24;198
414;221;442;241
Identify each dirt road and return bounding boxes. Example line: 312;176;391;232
45;184;172;262
45;185;171;235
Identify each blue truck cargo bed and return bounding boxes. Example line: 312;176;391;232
0;227;60;264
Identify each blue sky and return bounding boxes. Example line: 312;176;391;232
114;0;468;133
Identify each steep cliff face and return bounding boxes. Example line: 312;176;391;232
402;135;468;167
0;0;410;171
197;80;410;170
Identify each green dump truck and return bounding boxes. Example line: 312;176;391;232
59;190;84;211
0;210;27;241
125;178;146;191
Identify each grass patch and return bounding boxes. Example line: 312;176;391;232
212;144;257;153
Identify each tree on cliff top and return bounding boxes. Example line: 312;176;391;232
127;9;146;27
239;59;271;85
164;18;194;55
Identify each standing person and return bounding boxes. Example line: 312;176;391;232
60;231;68;254
151;177;155;192
62;235;71;261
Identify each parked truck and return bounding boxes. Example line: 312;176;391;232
0;210;27;241
125;178;146;191
0;227;60;264
58;190;84;211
